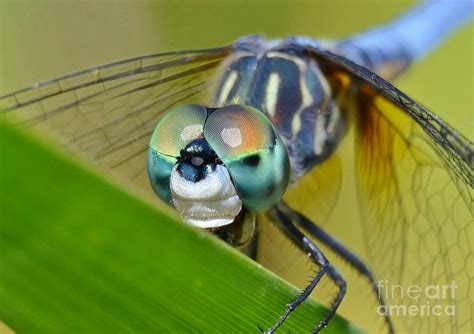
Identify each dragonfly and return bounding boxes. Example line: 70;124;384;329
1;0;473;333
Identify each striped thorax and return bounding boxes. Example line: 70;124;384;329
213;39;346;179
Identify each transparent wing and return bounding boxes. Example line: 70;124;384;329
258;151;343;284
306;46;473;333
0;46;233;192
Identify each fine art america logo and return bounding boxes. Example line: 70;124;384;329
376;280;457;317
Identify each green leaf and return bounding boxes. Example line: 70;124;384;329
0;121;362;333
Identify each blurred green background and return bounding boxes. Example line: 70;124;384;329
0;0;472;332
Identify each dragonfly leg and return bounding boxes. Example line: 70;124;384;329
264;204;346;334
278;201;394;334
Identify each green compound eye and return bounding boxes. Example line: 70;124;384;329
149;104;208;156
147;104;207;203
204;105;290;212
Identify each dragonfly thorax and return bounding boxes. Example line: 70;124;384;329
213;39;346;178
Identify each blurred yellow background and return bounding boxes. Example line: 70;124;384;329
1;0;472;137
1;0;472;332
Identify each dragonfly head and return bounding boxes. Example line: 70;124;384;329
147;104;290;229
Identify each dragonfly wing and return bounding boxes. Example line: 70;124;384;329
284;152;343;226
301;42;473;333
0;46;233;192
258;151;342;285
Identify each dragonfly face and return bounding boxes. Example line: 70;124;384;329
147;103;290;228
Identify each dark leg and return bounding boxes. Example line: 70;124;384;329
264;205;347;334
278;201;394;334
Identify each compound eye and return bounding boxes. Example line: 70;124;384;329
147;104;207;204
149;104;207;157
204;105;290;212
204;105;273;156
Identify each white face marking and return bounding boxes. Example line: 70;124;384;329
180;124;203;141
217;70;238;107
221;127;242;148
170;165;242;228
265;72;281;118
